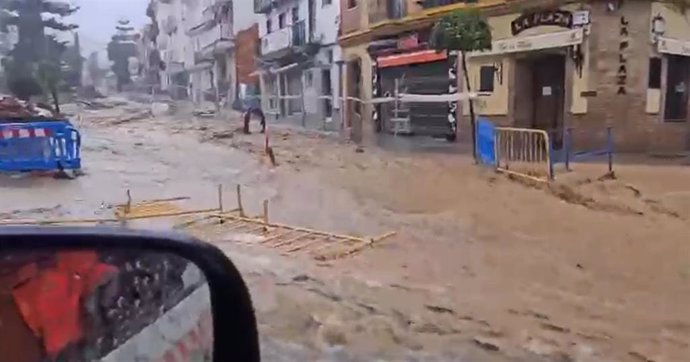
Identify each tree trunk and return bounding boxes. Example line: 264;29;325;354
461;51;477;162
51;87;60;115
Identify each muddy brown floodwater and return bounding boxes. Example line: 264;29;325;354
1;98;689;361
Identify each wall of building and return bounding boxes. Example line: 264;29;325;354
340;0;366;35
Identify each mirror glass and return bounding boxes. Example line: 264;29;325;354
0;248;213;362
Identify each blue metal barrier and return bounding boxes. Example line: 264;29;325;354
556;127;613;173
0;121;81;173
476;118;496;166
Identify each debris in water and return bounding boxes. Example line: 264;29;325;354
473;336;501;351
425;304;456;315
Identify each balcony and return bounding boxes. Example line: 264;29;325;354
261;21;306;57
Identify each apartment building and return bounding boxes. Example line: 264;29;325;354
340;0;690;152
254;0;342;128
152;0;234;103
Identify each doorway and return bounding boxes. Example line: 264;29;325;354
514;53;565;136
322;69;333;117
664;55;690;121
531;54;566;132
513;53;566;147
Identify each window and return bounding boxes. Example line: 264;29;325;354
279;13;286;28
348;0;357;8
326;49;333;64
649;57;661;89
479;66;495;92
266;19;272;33
323;0;332;5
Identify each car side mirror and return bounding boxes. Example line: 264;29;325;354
0;226;260;362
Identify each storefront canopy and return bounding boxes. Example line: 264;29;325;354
377;50;448;69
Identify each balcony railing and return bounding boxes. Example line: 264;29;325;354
417;0;478;9
369;0;407;24
260;21;306;56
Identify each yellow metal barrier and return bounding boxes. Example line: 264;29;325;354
494;127;553;182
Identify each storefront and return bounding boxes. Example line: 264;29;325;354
369;32;459;139
461;2;690;152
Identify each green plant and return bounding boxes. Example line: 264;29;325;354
430;8;492;159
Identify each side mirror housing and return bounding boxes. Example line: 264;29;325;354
0;226;261;362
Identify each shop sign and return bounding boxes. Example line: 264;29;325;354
511;10;573;35
572;10;591;26
617;16;629;95
397;33;419;50
470;28;583;57
657;36;690;57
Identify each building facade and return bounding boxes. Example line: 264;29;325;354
254;0;342;129
186;0;234;104
152;0;191;98
340;0;690;152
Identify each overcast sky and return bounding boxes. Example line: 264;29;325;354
68;0;148;55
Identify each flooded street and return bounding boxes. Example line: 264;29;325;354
2;99;690;361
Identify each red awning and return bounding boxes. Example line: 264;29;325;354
377;50;448;69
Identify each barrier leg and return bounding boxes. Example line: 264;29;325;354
547;135;554;181
607;126;613;173
565;128;573;171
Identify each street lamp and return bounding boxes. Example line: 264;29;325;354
652;14;666;42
